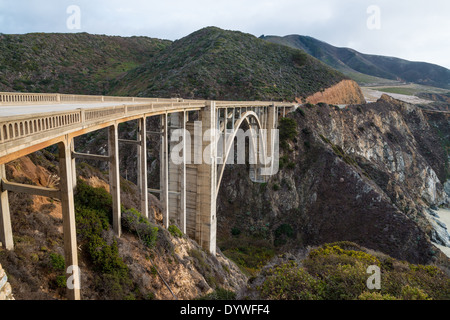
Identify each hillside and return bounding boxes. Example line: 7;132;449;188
261;35;450;89
0;29;363;103
0;155;246;300
109;27;349;101
0;33;170;94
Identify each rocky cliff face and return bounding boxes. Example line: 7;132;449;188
0;264;14;300
303;79;366;105
217;95;449;265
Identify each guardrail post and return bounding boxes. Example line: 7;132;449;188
79;109;85;123
0;164;13;250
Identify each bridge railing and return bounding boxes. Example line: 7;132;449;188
0;92;60;104
0;92;297;107
0;101;208;144
0;110;82;143
0;92;188;105
0;91;297;146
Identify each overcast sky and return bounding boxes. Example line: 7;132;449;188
0;0;449;69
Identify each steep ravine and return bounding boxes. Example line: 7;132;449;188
217;95;450;268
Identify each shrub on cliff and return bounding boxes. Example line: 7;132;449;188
74;179;133;299
257;242;450;300
260;261;325;300
278;117;298;150
122;208;159;248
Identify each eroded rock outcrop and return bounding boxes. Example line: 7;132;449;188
0;264;14;300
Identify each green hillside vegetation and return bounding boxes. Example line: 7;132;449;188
110;27;346;101
257;242;450;300
0;33;170;94
0;29;347;101
262;34;450;89
74;179;137;299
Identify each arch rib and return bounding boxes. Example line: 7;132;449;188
215;110;268;198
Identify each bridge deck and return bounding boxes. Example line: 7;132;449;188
0;101;155;116
0;92;296;165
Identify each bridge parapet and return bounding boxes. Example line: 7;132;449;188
0;101;206;147
0;92;187;105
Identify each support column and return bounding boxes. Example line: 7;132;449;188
266;105;277;156
181;111;187;234
137;117;148;218
160;114;169;229
108;125;121;237
70;139;77;189
167;112;187;232
0;164;13;250
185;120;198;239
58;140;80;300
196;101;217;255
260;105;278;177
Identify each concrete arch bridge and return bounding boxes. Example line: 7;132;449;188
0;92;296;299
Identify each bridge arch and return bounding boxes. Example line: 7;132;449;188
215;110;269;198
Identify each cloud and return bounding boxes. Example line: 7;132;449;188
0;0;449;68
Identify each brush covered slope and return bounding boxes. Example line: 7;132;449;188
0;154;246;300
0;28;362;104
262;34;450;89
0;33;170;94
110;27;348;101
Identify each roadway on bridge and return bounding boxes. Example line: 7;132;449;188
0;101;153;117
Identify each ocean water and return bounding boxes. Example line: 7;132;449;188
434;208;450;258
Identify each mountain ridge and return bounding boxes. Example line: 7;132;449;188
109;27;351;102
261;34;450;89
0;32;171;94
